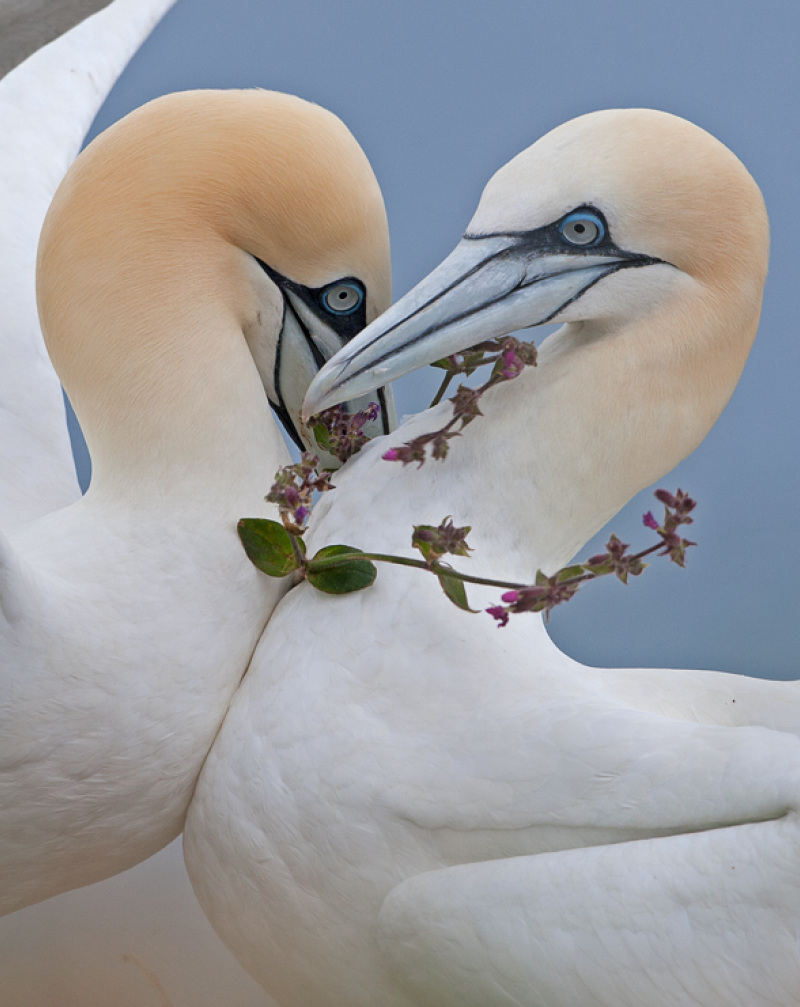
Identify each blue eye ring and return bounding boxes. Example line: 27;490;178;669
558;211;606;247
322;281;364;315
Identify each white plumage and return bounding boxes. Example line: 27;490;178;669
0;7;267;1002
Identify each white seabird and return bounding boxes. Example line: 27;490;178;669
185;109;800;1007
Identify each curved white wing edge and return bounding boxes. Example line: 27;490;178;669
0;0;177;532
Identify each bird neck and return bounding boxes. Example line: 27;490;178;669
443;283;757;579
40;236;285;510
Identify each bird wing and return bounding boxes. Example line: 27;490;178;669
376;634;800;841
379;815;800;1007
0;0;176;531
372;634;800;1004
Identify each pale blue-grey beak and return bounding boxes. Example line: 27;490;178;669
303;228;658;420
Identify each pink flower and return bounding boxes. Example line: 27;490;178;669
486;605;510;627
382;448;399;461
500;348;523;379
501;590;520;603
643;511;659;530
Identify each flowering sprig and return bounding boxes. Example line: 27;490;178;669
240;479;696;621
309;402;381;466
485;490;697;626
240;344;697;620
265;453;333;535
382;338;537;466
644;488;697;566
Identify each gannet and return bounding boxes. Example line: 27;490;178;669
0;0;177;530
0;84;391;921
185;110;800;1006
2;5;367;1002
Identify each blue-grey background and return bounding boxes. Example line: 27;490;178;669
76;0;799;680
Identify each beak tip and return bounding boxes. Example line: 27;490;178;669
302;378;335;423
304;351;362;420
300;398;319;424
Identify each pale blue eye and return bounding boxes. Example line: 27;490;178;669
559;211;605;247
323;282;364;314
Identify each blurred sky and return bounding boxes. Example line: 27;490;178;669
76;0;800;680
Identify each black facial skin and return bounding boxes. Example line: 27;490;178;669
256;258;390;448
335;205;662;383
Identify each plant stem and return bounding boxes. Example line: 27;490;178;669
308;537;668;596
309;550;528;591
289;534;306;568
429;372;454;407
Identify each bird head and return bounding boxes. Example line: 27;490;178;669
37;89;395;469
303;108;768;425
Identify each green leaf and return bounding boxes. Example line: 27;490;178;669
583;560;614;576
436;568;476;612
238;519;303;577
430;356;453;370
556;565;585;583
312;423;332;452
307;544;377;595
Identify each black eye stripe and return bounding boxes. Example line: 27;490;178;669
255;258;369;343
465;204;613;253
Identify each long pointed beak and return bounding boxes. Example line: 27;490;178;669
303;234;656;418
